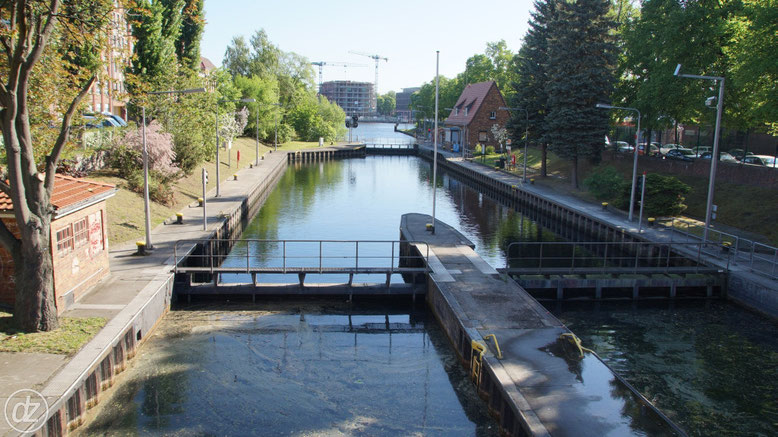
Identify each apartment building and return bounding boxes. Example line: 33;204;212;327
320;81;376;116
87;0;132;118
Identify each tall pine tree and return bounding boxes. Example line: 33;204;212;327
510;0;559;177
544;0;615;188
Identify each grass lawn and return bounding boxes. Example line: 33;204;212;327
90;137;321;245
0;312;106;355
468;147;778;245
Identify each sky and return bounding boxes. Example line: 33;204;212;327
201;0;535;94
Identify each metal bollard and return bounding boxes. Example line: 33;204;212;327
136;241;147;256
176;213;183;224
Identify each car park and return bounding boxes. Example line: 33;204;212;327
664;148;696;162
699;151;738;163
741;155;778;167
691;146;711;157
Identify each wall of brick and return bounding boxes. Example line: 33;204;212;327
603;151;778;189
0;201;111;313
51;202;111;312
0;218;20;306
466;85;509;149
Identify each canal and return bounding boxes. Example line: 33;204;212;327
83;124;778;436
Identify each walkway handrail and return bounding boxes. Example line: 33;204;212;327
666;218;778;279
505;241;727;275
173;239;430;275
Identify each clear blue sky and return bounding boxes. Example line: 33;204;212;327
201;0;534;94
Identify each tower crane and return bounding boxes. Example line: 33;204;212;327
310;61;366;94
348;51;388;105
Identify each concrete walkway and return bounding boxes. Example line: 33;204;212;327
1;150;290;436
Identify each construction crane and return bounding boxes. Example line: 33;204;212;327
310;61;365;94
348;51;388;105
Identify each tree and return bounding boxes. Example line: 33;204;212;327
544;0;616;188
122;121;178;176
510;0;559;177
176;0;204;70
0;0;112;332
377;91;396;116
223;35;251;77
127;0;180;91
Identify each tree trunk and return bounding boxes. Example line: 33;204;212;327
13;217;58;331
541;143;548;177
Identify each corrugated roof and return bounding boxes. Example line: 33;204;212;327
444;81;499;127
0;175;116;213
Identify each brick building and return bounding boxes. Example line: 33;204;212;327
395;87;420;122
87;0;132;118
444;81;509;153
0;176;117;313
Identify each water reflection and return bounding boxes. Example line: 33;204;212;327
547;300;778;437
80;302;499;436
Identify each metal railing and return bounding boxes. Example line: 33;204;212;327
505;241;724;276
173;239;430;277
665;218;778;279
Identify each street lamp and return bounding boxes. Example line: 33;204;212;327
215;98;255;197
499;107;529;182
141;87;205;250
674;64;725;243
596;103;641;222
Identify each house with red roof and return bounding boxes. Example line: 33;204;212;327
444;80;510;153
0;175;117;313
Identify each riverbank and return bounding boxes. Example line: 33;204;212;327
0;148;293;436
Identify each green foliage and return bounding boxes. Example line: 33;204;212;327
377;91;396;116
234;74;281;141
619;173;691;217
485;145;495;155
128;0;180;90
583;166;626;200
126;169;176;205
288;95;346;142
474;144;483;154
544;0;616;187
176;0;204;70
111;144;142;178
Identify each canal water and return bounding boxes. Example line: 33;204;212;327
83;123;778;436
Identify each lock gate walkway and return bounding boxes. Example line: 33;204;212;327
400;213;685;437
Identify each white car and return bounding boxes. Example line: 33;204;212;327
660;144;684;156
742;155;778;167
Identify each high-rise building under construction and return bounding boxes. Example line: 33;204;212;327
320;81;376;116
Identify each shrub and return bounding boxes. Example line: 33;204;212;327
120;121;179;177
474;144;483;154
126;169;175;205
619;173;691;217
485;145;496;155
583;166;626;200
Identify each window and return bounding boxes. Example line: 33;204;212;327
489;111;496;119
479;131;488;142
74;218;88;248
464;108;469;116
56;226;74;256
455;107;459;116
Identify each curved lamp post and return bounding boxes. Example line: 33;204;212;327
674;64;725;243
596;103;641;222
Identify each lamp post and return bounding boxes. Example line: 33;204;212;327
215;98;255;197
674;64;724;243
596;103;641;222
499;107;529;182
431;50;440;234
140;88;205;250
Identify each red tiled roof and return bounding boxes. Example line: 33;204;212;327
444;81;499;127
200;56;216;73
0;175;116;213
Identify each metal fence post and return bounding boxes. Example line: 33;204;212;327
283;241;286;273
319;241;323;274
355;241;359;271
246;241;250;273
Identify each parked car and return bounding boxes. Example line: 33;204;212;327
614;141;634;153
638;143;660;156
728;148;755;161
102;112;128;127
664;148;697;162
699;151;738;163
660;143;684;156
741;155;778;167
81;114;120;129
691;146;712;157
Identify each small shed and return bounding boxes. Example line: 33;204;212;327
0;175;117;313
444;80;509;152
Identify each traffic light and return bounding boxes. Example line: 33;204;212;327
345;118;352;128
352;115;358;128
